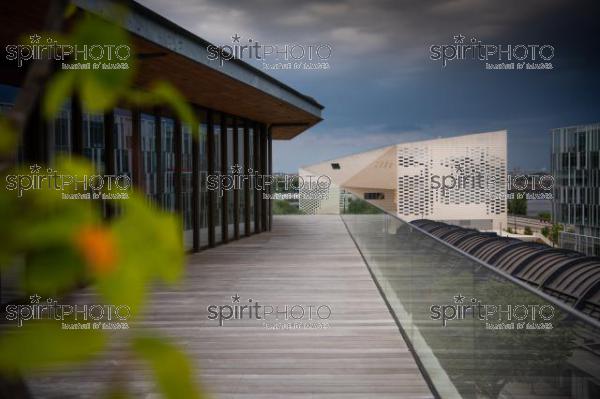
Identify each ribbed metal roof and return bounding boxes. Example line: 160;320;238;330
411;219;600;320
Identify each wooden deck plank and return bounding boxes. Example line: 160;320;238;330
27;215;433;398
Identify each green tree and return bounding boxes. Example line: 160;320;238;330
345;198;382;214
537;211;551;222
550;223;564;245
508;195;527;215
273;199;303;214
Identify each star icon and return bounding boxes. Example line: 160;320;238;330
232;33;241;43
453;34;465;44
30;164;41;174
231;293;240;303
454;293;465;303
30;34;41;44
231;164;243;174
30;294;41;304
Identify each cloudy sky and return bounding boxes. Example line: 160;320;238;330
140;0;600;172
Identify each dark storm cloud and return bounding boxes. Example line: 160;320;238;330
139;0;600;172
142;0;594;68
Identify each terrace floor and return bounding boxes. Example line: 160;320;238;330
28;215;433;399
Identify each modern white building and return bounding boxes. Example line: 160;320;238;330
300;130;508;231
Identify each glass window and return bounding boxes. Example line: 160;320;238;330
49;100;71;162
141;113;157;203
113;108;132;215
0;84;17;113
364;192;385;200
238;121;245;236
227;117;235;238
248;125;255;233
82;112;104;173
82;111;107;216
0;84;23;163
114;108;132;178
198;111;209;247
161;117;175;211
213;112;222;244
182;123;193;250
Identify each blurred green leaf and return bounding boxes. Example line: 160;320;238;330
95;193;184;316
0;117;18;154
71;14;135;113
24;246;85;296
43;72;75;119
95;257;147;317
57;154;96;176
149;82;198;130
0;320;106;374
133;335;204;399
64;3;77;19
11;158;98;250
43;12;135;115
103;384;131;399
114;193;184;283
79;69;123;112
0;157;97;280
0;6;205;394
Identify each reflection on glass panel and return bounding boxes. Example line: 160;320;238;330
0;84;17;113
82;112;106;216
49;100;71;162
0;85;22;304
199;111;208;247
0;84;23;164
82;112;104;172
182;123;193;250
238;122;245;236
113;109;132;215
227;117;235;238
161;117;175;211
248;126;255;233
114;109;132;177
213;113;222;244
141;113;157;202
341;197;600;399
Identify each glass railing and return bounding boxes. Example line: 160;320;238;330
341;197;600;399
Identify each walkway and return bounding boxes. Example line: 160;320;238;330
28;215;433;399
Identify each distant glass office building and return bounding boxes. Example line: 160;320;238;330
552;123;600;255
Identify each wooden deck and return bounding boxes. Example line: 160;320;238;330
28;215;433;399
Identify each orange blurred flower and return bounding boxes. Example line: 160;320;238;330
75;226;118;276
